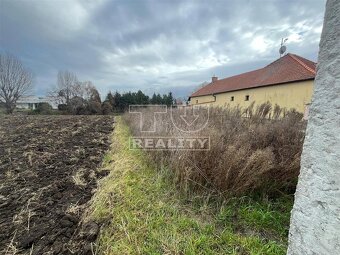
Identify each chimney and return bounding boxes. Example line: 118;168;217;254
212;76;218;83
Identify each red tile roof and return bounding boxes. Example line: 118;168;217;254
190;53;316;98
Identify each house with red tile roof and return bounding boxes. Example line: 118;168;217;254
188;53;316;114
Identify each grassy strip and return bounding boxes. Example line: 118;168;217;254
88;117;291;254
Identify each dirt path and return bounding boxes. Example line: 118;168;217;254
0;115;114;255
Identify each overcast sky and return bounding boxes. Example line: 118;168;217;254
0;0;326;98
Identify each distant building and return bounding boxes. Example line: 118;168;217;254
188;53;316;115
175;98;187;106
16;96;58;110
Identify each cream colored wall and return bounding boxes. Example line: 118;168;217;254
190;94;215;105
190;80;314;113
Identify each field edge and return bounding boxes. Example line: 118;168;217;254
86;117;290;255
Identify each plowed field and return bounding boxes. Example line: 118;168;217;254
0;115;114;255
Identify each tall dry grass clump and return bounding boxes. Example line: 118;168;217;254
123;103;306;198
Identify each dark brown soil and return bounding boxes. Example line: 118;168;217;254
0;115;115;254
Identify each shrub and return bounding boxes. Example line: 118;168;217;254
87;100;102;114
68;96;87;114
102;101;112;115
58;99;102;115
34;102;53;114
58;104;68;111
123;103;306;198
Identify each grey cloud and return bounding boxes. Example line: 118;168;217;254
0;0;326;98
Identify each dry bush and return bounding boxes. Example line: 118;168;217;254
123;103;306;198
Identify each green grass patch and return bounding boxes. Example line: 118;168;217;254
88;117;292;254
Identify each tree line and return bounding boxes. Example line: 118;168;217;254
50;70;176;114
0;53;179;115
105;91;175;112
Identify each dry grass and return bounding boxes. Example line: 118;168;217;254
5;230;19;255
72;169;87;186
123;103;306;198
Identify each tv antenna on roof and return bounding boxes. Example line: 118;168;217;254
279;38;288;57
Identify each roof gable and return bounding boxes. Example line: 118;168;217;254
190;53;316;97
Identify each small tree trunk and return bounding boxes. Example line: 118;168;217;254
5;102;14;114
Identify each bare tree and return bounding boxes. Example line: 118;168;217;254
83;81;101;103
50;70;78;105
49;70;105;114
0;53;33;114
76;80;94;100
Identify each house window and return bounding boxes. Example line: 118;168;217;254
196;100;198;104
231;96;234;101
245;95;250;101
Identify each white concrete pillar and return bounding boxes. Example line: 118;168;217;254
287;0;340;254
